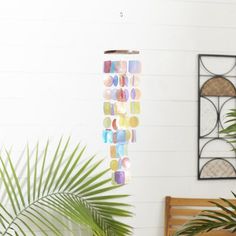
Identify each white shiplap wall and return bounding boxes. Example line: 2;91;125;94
1;0;236;235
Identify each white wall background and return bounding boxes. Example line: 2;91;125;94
1;0;236;235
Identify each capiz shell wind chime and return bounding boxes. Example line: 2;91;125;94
102;50;141;185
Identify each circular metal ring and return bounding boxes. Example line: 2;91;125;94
104;50;140;55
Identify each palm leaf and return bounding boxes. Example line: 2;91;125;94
174;195;236;236
0;138;133;236
220;109;236;138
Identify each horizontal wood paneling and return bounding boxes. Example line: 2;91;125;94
0;74;197;101
0;0;235;235
117;177;236;203
130;151;196;177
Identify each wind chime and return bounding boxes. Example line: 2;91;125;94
102;50;141;185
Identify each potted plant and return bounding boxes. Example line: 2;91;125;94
0;137;133;236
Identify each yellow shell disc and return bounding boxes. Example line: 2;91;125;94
129;116;139;128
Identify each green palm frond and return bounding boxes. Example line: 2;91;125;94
0;138;133;236
174;195;236;236
220;109;236;143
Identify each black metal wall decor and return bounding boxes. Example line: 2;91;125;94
198;54;236;180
